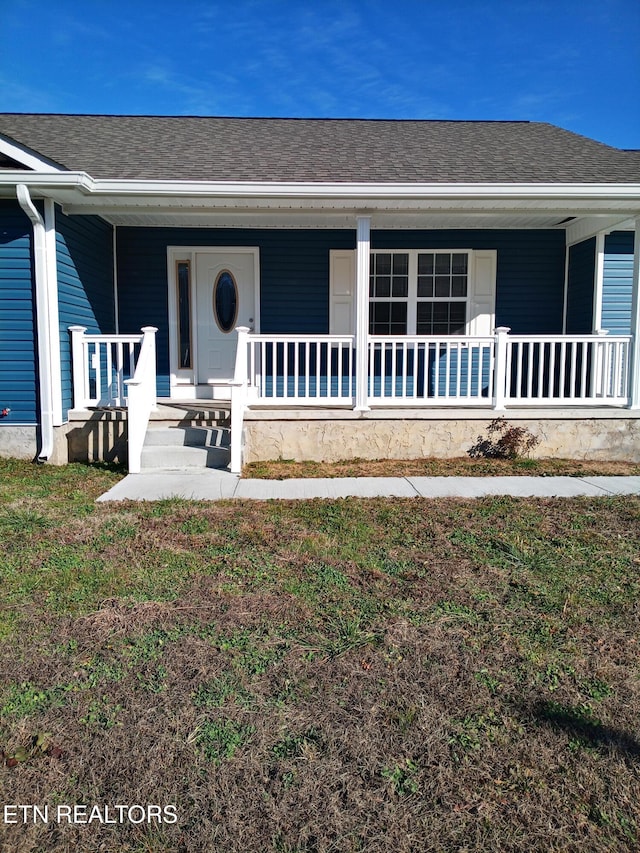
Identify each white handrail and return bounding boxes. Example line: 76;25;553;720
124;327;158;474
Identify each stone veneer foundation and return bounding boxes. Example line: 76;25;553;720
2;407;639;466
242;409;640;464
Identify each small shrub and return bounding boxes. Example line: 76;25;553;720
469;417;539;459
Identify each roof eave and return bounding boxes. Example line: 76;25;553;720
0;173;638;217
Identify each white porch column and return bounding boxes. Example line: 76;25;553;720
354;215;371;411
630;218;640;409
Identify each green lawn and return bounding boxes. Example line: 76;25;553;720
1;458;639;852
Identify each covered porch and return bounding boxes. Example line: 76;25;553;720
61;196;640;473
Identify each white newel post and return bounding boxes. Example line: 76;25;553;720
493;326;511;410
629;217;640;409
69;325;88;410
140;326;158;411
354;216;371;411
125;326;158;474
230;326;250;474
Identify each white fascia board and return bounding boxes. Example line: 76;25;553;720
0;135;65;172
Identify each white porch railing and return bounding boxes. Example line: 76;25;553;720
69;325;158;473
503;333;631;406
367;335;495;405
232;328;633;410
246;333;356;404
69;326;144;408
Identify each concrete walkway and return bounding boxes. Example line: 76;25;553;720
97;470;640;502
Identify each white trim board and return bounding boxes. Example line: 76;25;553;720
0;135;65;172
167;246;260;394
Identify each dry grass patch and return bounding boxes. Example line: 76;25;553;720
0;459;639;851
243;456;640;479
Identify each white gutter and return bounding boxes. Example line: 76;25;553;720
1;172;639;202
16;184;55;461
86;181;640;202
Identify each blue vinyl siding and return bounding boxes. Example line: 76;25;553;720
601;231;634;335
0;200;37;424
566;238;596;333
56;209;115;417
116;228;355;397
373;230;566;333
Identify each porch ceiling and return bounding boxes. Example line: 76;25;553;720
86;210;577;229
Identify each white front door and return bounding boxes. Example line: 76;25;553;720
195;251;257;383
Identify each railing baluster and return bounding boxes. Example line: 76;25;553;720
262;340;267;398
548;341;556;399
579;340;588;399
402;341;408;400
558;341;567;400
391;340;397;400
115;342;124;405
296;339;301;400
380;341;387;397
106;342;113;404
503;340;512;403
604;341;613;398
94;342;102;403
515;342;523;401
526;342;534;399
445;342;451;398
569;341;577;401
536;342;544;399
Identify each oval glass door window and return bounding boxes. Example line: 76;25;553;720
213;270;238;333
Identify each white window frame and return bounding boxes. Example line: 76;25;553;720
370;249;474;335
330;248;496;337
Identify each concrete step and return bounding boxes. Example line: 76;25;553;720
144;425;230;448
140;443;230;470
149;403;230;424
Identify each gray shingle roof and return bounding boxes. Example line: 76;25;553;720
0;114;637;183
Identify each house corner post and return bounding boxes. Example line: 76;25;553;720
492;326;511;411
354;215;371;411
230;326;250;475
69;326;88;410
629;218;640;409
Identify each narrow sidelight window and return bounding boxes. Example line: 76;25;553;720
176;261;192;368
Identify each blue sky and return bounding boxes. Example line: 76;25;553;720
1;0;638;148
